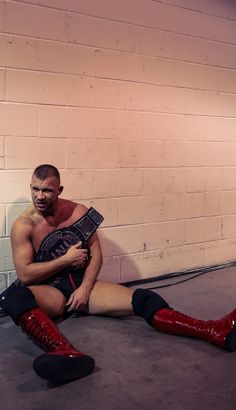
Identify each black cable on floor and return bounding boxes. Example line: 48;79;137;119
145;271;213;290
123;261;236;290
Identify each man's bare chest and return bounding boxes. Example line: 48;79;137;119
32;217;76;253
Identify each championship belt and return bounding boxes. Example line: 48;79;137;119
35;207;104;262
0;207;104;316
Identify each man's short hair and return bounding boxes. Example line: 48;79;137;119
33;164;61;183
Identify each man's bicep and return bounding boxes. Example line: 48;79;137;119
11;222;35;272
88;232;102;254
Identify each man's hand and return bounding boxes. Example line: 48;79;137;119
66;283;91;312
64;242;88;269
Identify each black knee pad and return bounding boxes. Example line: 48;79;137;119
0;282;37;324
132;288;169;326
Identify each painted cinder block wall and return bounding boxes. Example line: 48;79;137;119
1;0;236;290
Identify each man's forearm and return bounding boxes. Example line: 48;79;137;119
16;256;70;285
82;253;103;291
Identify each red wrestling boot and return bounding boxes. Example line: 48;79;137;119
20;307;95;384
153;308;236;351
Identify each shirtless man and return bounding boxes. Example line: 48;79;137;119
2;164;236;385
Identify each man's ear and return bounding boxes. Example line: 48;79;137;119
58;185;64;195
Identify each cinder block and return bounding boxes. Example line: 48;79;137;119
166;0;203;12
0;170;32;202
162;243;204;274
142;1;220;41
0;0;4;31
0;204;6;237
98;256;121;283
99;226;144;257
120;243;204;282
163;31;205;64
0;69;4;101
66;139;119;169
0;273;7;293
0;238;14;271
7;271;18;287
93;109;144;140
60;169;93;200
165;87;236;117
67;13;137;53
206;143;236;166
173;142;236;167
94;169;142;198
143;112;183;141
5;1;67;41
203;238;236;266
186;167;223;193
99;220;185;257
6;70;70;105
204;0;236;20
94;48;144;83
204;41;236;70
88;198;119;227
18;0;140;23
163;141;190;167
0;102;37;136
159;114;236;143
5;137;66;169
119;81;167;112
0;136;4;156
148;220;185;248
118;196;162;225
38;106;95;138
162;193;204;220
37;40;95;77
119;140;165;168
220;191;236;215
218;68;236;94
222;167;236;190
183;9;220;41
6;203;30;236
152;59;228;93
79;77;120;109
185;217;222;244
143;168;185;195
203;192;221;216
222;215;236;239
7;69;121;108
39;106;134;139
0;33;38;70
120;250;166;282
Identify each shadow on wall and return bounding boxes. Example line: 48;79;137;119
98;231;141;284
4;198;30;288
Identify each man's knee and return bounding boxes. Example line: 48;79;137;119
132;288;169;325
1;283;37;324
42;298;66;318
29;286;66;318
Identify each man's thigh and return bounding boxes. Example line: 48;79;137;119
28;285;66;318
88;280;134;317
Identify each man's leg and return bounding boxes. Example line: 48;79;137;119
88;281;236;351
2;284;95;384
88;280;134;316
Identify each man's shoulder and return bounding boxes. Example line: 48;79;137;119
59;199;89;223
11;206;35;236
72;202;89;220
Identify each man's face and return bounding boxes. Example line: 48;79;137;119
30;175;63;214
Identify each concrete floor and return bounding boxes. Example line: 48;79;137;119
1;266;236;410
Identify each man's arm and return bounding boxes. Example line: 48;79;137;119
66;232;103;311
11;218;88;285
